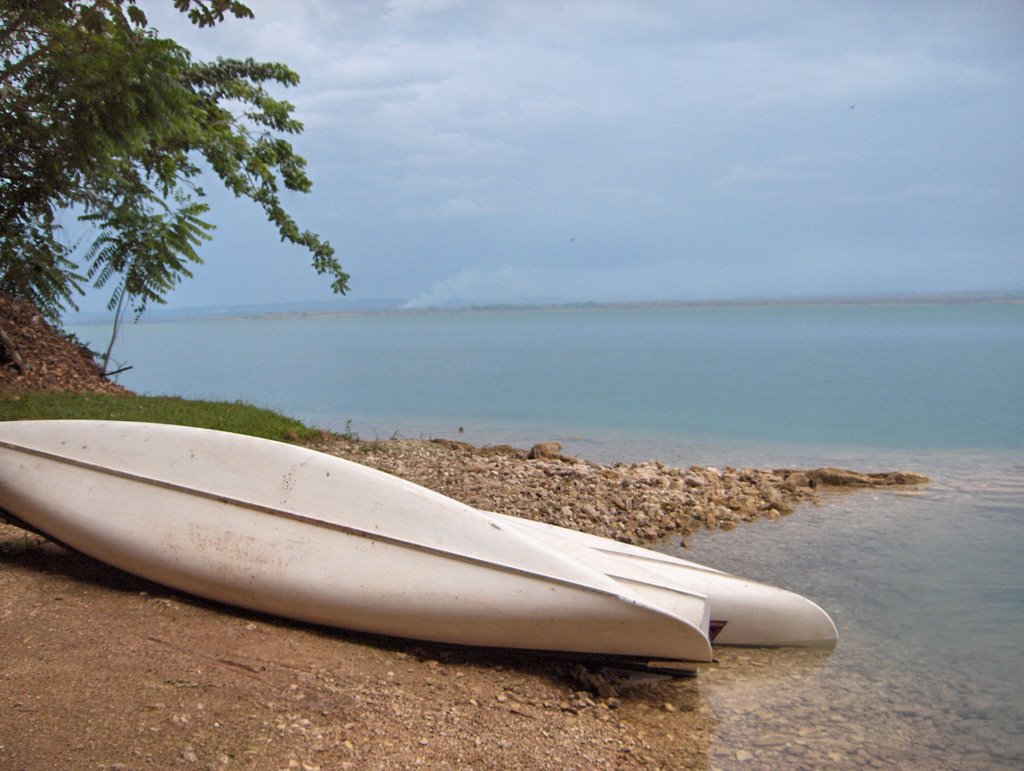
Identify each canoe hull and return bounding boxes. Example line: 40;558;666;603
0;420;713;663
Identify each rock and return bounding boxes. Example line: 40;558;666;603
683;473;706;488
875;470;930;485
808;468;875;486
808;467;929;487
479;444;527;459
528;441;562;460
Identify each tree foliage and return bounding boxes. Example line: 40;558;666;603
0;0;347;323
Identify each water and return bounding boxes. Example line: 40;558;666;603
76;303;1023;452
685;450;1024;768
69;301;1024;768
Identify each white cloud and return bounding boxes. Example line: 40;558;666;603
717;153;856;188
438;197;497;218
134;0;1023;307
384;0;466;24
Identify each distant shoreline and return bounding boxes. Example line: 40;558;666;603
66;290;1024;325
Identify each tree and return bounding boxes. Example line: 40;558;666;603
0;0;347;330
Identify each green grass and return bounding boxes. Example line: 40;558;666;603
0;391;323;443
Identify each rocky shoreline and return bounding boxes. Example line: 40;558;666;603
304;435;928;547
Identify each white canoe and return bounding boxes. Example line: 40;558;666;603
0;420;714;666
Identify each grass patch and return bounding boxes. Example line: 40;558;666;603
0;391;323;443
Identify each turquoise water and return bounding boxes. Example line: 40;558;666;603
69;301;1024;767
75;302;1022;451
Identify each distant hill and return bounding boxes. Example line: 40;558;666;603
66;298;408;324
64;289;1023;324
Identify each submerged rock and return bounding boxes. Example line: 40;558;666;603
807;468;929;487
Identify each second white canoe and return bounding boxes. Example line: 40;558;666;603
496;514;838;647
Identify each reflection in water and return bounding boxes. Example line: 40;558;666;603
678;455;1024;769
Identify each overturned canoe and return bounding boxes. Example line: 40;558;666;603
0;420;714;666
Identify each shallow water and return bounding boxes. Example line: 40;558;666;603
679;452;1024;769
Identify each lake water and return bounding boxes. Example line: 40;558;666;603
70;301;1023;768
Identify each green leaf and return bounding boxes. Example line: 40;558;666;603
0;0;346;326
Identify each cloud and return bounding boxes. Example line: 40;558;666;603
438;197;497;218
394;195;498;220
384;0;467;24
131;0;1023;311
717;153;857;188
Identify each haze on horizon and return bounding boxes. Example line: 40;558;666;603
67;1;1024;316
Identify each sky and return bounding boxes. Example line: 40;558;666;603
71;0;1024;312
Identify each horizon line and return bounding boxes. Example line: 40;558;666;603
67;288;1024;324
